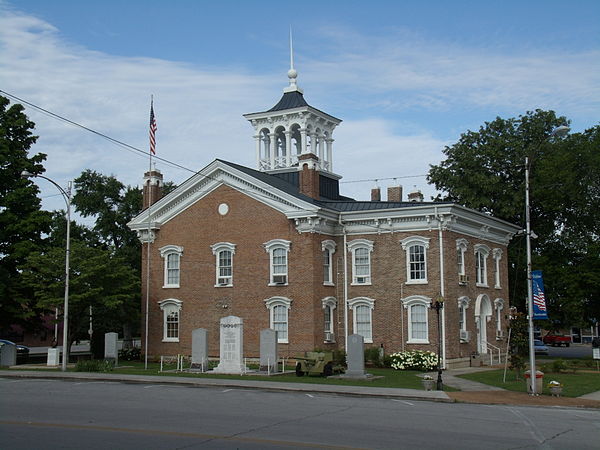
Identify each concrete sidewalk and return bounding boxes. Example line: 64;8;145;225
2;368;599;408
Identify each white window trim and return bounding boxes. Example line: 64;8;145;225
321;240;337;286
458;296;470;332
474;244;490;287
402;295;431;344
159;245;183;288
492;248;502;289
264;296;292;343
211;242;236;287
348;297;375;343
401;236;430;285
456;238;468;277
347;239;374;286
322;296;337;340
494;298;504;332
158;298;182;342
264;239;291;286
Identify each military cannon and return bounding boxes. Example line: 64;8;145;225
295;351;338;377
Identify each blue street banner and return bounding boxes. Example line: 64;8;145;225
532;270;549;320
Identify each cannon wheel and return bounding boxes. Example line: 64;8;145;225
295;362;304;377
323;361;333;377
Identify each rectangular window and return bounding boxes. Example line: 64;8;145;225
218;250;232;285
324;305;332;333
355;305;372;341
410;304;427;341
272;304;288;342
166;311;179;339
457;249;465;276
409;245;426;280
476;252;487;286
323;250;331;284
354;247;370;284
459;305;465;331
166;253;180;286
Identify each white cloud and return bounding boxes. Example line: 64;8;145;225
1;8;598;216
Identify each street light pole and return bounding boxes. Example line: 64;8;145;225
432;297;444;391
21;171;72;372
524;125;569;395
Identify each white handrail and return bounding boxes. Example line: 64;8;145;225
487;342;502;365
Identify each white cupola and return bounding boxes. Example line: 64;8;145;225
243;33;341;174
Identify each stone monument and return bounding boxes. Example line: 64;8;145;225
104;332;118;365
344;334;368;378
191;328;208;371
47;348;60;366
213;316;247;374
259;329;278;373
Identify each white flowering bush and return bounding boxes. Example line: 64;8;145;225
389;350;438;371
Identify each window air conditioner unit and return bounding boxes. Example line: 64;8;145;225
324;332;334;343
356;277;367;284
458;274;469;284
460;330;470;342
273;275;287;285
496;329;505;339
218;277;230;286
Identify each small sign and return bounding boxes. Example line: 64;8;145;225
593;348;600;360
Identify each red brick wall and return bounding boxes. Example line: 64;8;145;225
140;186;512;364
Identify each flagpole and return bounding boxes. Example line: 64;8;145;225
144;96;155;370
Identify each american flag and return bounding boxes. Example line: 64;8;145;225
149;101;157;155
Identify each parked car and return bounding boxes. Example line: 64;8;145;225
0;339;30;363
534;339;549;355
542;334;571;347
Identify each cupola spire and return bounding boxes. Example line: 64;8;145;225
284;27;303;94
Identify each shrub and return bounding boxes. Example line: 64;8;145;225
364;347;384;367
389;350;438;371
75;359;114;372
119;347;141;361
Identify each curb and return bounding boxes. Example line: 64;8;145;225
0;370;453;403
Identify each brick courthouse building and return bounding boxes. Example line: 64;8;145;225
128;66;519;368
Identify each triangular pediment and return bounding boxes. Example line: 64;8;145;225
128;160;325;232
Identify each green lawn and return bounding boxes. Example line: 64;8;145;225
59;362;455;391
458;369;600;397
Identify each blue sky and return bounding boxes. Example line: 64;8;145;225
1;0;598;215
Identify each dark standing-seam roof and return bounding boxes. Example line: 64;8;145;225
268;91;309;112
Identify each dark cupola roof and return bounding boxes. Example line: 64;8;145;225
268;90;309;112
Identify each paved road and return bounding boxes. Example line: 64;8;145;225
545;343;594;359
2;378;599;449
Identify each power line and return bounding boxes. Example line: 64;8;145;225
0;89;195;174
340;174;427;184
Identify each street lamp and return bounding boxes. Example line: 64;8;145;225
21;170;72;372
525;125;569;395
432;296;444;391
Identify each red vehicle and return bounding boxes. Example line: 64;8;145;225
542;334;571;347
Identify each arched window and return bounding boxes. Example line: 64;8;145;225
211;242;236;287
474;244;490;287
158;299;182;342
458;296;471;342
321;240;337;285
264;239;291;285
322;297;337;342
264;297;292;343
493;248;503;288
348;297;375;343
402;295;431;344
348;239;374;285
456;238;469;281
159;245;183;288
401;236;430;284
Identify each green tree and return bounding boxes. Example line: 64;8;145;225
20;240;139;352
508;312;528;379
0;95;52;331
428;110;600;326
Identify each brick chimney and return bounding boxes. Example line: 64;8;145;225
407;188;424;203
387;185;402;202
143;168;163;209
371;187;381;201
298;153;320;199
